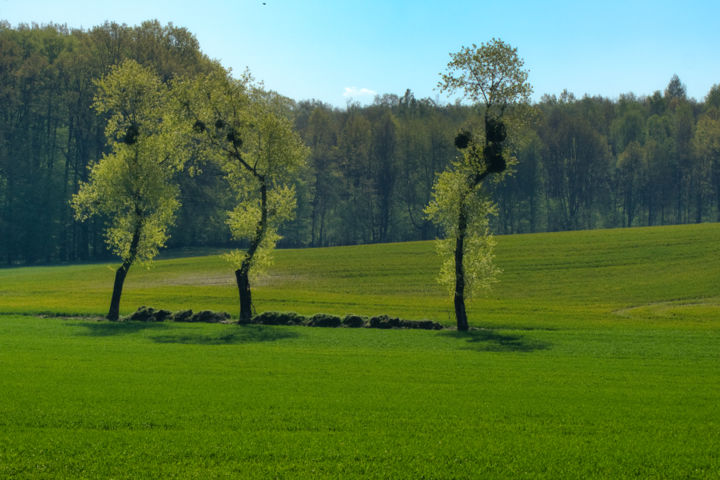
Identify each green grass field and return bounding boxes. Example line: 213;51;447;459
1;224;719;478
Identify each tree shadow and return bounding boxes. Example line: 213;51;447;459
441;328;551;353
68;320;169;336
68;321;299;345
150;324;300;345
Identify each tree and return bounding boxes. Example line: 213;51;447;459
665;74;687;102
693;107;720;221
372;109;399;243
178;70;308;323
430;39;532;331
305;105;340;247
540;103;612;230
72;60;188;320
337;110;374;244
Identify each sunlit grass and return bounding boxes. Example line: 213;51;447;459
0;315;718;478
2;223;718;328
1;224;719;477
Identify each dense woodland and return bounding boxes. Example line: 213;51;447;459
2;21;720;265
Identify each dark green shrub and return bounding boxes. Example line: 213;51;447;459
153;309;173;322
399;319;444;330
172;309;194;322
253;311;306;326
306;313;342;328
190;310;230;323
342;314;366;328
130;306;161;322
369;315;401;329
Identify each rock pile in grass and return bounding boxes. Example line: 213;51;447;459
127;306;231;323
251;312;444;330
126;307;444;330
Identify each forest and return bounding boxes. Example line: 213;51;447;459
2;21;720;265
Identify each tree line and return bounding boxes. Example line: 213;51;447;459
2;22;720;266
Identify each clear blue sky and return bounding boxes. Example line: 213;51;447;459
3;0;719;108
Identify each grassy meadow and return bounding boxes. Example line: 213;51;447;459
1;223;719;478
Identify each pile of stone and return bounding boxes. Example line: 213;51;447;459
251;312;444;330
127;306;231;324
126;307;445;330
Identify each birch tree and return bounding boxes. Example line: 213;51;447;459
72;60;189;320
178;70;308;323
428;39;532;330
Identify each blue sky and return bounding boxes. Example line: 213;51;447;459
2;0;719;107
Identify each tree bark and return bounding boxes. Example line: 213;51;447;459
236;267;252;324
107;264;129;321
234;178;267;323
454;204;469;331
107;222;141;321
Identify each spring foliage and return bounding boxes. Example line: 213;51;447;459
177;69;308;277
71;60;189;266
428;39;531;326
438;38;532;113
425;162;500;297
224;184;298;275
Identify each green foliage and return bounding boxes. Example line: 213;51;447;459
425;166;499;296
664;74;687;100
432;39;532;327
225;184;297;274
4;22;720;266
177;69;308;276
438;38;532;113
71;60;189;266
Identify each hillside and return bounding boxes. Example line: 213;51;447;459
1;223;719;478
2;223;718;328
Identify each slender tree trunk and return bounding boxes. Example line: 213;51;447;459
454;203;469;331
235;178;267;323
695;191;703;223
235;266;252;324
311;175;320;246
107;263;130;321
452;171;490;331
107;221;142;321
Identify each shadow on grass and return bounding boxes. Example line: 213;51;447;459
442;329;551;353
69;320;169;336
150;324;300;345
68;321;299;345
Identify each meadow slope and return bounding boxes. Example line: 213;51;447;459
1;223;718;328
0;224;719;478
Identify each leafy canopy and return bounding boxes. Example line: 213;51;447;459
72;60;189;265
424;162;500;297
176;69;308;275
438;38;532;114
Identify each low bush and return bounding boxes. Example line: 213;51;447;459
399;319;444;330
188;310;230;323
128;307;443;330
342;314;367;328
128;306;172;322
172;309;193;322
253;311;306;326
369;315;400;329
367;315;444;330
306;313;342;328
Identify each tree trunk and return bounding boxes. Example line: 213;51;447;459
234;178;267;323
107;264;130;321
107;223;141;321
236;267;252;324
454;205;469;331
452;170;491;331
695;191;703;223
